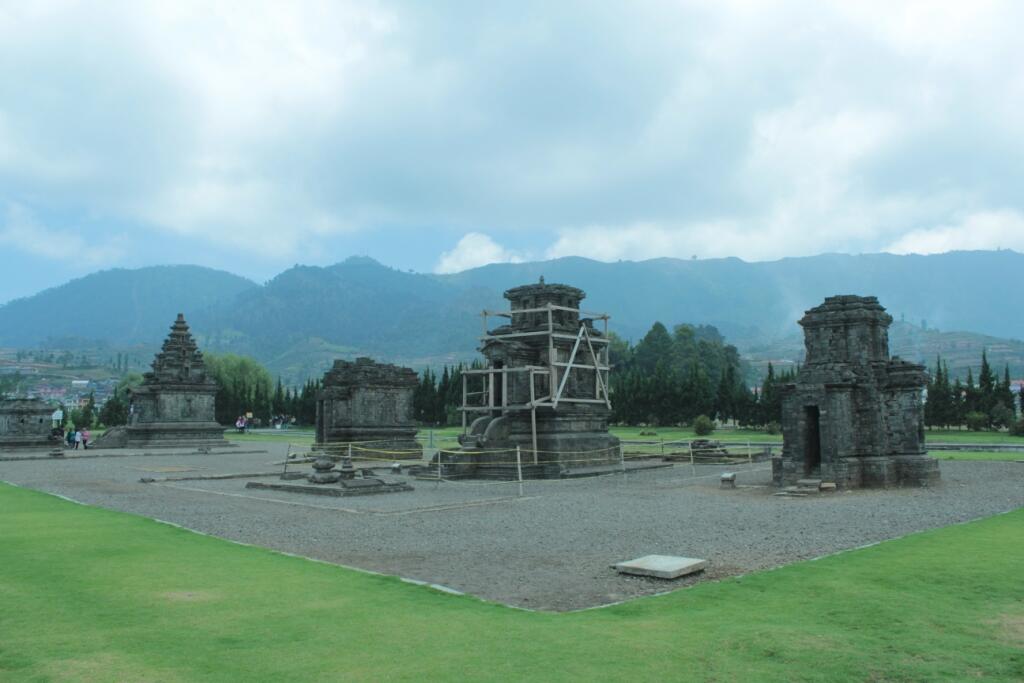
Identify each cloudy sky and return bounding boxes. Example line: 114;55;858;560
1;0;1022;303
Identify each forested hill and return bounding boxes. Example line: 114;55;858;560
1;250;1022;382
445;250;1024;344
0;266;256;348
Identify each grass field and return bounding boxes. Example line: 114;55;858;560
930;450;1024;462
923;429;1024;444
0;482;1021;682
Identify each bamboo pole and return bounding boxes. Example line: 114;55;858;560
516;445;524;497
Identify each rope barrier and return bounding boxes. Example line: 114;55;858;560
284;446;764;467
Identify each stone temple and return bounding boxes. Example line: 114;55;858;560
456;280;619;478
0;397;54;450
315;358;420;454
125;314;227;448
776;295;939;488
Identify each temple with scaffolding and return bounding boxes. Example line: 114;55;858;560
455;279;620;478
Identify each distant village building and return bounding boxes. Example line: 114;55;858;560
124;314;226;449
777;296;939;488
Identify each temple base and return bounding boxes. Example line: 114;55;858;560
125;422;230;449
773;454;940;489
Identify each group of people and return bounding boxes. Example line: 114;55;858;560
63;427;90;449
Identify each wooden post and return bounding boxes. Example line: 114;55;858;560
689;440;696;476
530;373;539;464
548;304;557;409
516;445;524;497
501;366;508;410
488;371;494;412
620;443;626;478
747;440;752;465
461;373;467;433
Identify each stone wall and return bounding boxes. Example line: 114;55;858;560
0;398;54;450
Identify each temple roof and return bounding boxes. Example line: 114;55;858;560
142;313;214;386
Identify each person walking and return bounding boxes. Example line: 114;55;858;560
65;428;74;449
82;427;91;450
73;429;82;450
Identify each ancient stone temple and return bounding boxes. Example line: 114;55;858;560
125;314;226;448
456;279;619;478
0;398;54;450
777;295;939;488
315;358;420;454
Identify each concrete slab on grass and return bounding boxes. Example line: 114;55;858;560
615;555;707;579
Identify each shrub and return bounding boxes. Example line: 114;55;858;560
964;411;989;432
693;414;715;436
1010;417;1024;437
990;403;1015;430
764;421;781;435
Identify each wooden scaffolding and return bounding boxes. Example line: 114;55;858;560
460;301;612;461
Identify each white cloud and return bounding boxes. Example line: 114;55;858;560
435;232;523;273
1;0;1024;278
885;210;1024;255
0;202;125;266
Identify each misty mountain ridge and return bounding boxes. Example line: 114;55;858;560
1;250;1022;383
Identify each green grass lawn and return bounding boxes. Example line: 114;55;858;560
924;429;1024;444
226;425;1024;450
930;450;1024;462
1;483;1021;681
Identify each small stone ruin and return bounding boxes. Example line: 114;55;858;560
777;295;939;488
315;357;420;455
125;314;227;449
0;397;55;450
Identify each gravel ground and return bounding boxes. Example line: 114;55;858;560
1;445;1021;611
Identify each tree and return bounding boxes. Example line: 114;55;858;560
609;320;748;427
97;373;143;427
978;350;997;424
633;322;674;375
205;353;274;424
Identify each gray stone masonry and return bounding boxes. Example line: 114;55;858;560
0;398;55;450
778;295;939;488
315;357;420;455
125;314;227;448
456;280;619;477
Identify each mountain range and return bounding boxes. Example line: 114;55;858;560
1;250;1022;383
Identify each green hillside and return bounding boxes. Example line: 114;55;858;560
2;251;1023;384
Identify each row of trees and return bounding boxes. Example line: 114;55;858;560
924;352;1021;431
607;322;793;428
90;334;1019;435
412;364;474;426
97;354;326;427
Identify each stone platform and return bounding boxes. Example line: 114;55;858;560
245;478;413;496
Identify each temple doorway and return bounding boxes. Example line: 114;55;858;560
804;406;821;475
